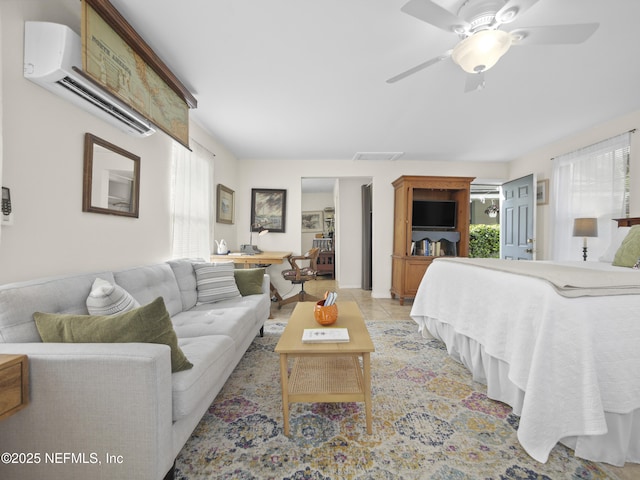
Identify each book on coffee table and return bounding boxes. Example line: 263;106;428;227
302;328;349;343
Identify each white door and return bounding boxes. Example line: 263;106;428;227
501;174;535;260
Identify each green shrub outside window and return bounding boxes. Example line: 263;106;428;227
469;224;500;258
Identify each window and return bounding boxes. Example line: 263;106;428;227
170;141;214;259
551;132;631;261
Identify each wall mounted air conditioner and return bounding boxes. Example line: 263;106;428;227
23;21;155;137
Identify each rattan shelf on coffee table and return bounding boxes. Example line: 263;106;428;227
288;356;364;399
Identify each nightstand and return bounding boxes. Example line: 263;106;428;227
0;354;29;421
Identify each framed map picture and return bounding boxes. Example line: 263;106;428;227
251;189;286;233
216;184;234;224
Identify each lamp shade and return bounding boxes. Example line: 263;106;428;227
572;218;598;237
452;30;512;73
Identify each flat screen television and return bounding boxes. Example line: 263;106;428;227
412;200;457;229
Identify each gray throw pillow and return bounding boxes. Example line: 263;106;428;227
193;262;241;304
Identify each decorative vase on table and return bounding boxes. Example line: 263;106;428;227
313;301;338;326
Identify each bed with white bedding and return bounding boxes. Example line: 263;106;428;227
410;223;640;466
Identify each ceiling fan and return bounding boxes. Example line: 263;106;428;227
387;0;599;92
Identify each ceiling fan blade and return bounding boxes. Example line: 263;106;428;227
495;0;540;25
510;23;599;45
401;0;469;34
386;52;451;84
464;72;485;93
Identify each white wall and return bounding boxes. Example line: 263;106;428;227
301;191;333;252
0;1;240;284
7;1;637;297
335;178;365;288
236;159;509;298
17;0;640;295
509;109;640;260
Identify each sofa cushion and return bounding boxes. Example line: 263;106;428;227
114;264;183;316
233;268;265;296
34;297;193;373
86;278;140;315
172;335;236;421
171;303;258;342
167;259;200;311
0;272;115;343
193;262;240;304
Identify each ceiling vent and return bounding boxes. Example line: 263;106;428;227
352;152;403;161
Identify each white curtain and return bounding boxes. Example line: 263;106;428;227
170;141;214;259
551;132;630;261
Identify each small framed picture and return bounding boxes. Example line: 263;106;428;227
536;179;549;205
301;211;323;232
216;184;235;224
251;188;286;233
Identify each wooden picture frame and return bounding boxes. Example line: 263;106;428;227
251;188;286;233
82;133;140;218
216;184;234;224
537;179;549;205
302;211;323;232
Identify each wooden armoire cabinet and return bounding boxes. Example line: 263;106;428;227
391;175;474;305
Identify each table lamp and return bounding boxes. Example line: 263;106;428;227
572;218;598;261
240;225;269;255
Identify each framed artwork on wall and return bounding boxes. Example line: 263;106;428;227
251;188;286;233
302;211;323;232
537;179;549;205
216;184;234;224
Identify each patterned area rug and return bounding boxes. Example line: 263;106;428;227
175;321;618;479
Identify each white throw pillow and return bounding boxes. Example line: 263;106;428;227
86;277;140;315
193;262;241;304
599;226;631;263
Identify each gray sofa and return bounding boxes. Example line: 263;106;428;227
0;259;270;480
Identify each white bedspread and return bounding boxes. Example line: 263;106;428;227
410;258;640;464
439;257;640;297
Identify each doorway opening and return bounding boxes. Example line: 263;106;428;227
301;176;373;289
301;178;336;280
470;184;500;258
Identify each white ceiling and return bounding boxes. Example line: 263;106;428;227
109;0;640;162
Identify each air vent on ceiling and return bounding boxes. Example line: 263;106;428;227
352;152;403;161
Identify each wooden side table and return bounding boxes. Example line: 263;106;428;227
0;354;29;421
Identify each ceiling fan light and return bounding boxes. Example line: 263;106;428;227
452;29;512;73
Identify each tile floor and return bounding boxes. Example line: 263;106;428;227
269;278;639;480
269;278;413;322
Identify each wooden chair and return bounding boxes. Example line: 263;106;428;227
278;248;320;308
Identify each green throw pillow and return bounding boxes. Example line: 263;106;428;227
34;297;193;373
613;225;640;267
233;268;265;296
